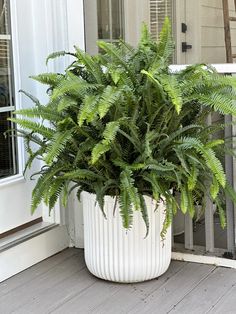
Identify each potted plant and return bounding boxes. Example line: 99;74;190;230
10;18;236;283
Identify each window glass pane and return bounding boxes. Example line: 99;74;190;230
0;112;17;179
0;1;12;108
97;0;110;40
150;0;172;40
111;0;123;39
0;0;17;180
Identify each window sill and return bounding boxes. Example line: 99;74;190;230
0;174;25;187
0;222;58;253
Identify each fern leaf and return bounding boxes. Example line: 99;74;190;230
9;118;54;139
159;74;183;114
91;142;110;164
44;129;74;164
19;89;40;106
103;121;120;143
187;165;199;191
119;189;133;230
139;194;149;237
180;186;188;214
14;107;62;122
202;148;226;187
46;50;75;65
120;169;140;211
156;17;175;61
30;73;64;87
97;86;121;119
74;47;105;84
215;199;226;229
78;94;99;126
210;176;219;200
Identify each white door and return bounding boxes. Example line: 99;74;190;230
176;0;230;65
0;0;85;282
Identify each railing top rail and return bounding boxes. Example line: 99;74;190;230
170;63;236;74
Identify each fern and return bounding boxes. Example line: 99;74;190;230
30;73;64;87
97;86;121;119
9;17;236;237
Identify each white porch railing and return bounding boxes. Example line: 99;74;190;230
172;64;236;267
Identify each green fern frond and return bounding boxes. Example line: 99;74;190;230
14;107;62;122
91;142;110;164
159;74;183;114
156;17;175;61
97;86;121;119
120;169;140;211
19;90;41;106
44;128;75;164
51;72;102;101
202;148;226;187
139;194;149;237
187;191;195;218
205;139;224;149
215;199;226;229
30;73;64;87
9;117;54;139
46;179;65;211
74;47;105;84
119;189;133;229
210;176;219;200
57;97;78;112
180;186;188;214
46;50;75;65
78;94;99;126
187;165;199;191
60;169;104;181
103;121;120;143
198;93;236;115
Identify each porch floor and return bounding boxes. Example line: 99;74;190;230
1;249;236;313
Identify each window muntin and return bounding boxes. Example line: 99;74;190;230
0;0;17;179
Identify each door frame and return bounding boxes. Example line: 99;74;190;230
0;0;85;282
174;0;201;64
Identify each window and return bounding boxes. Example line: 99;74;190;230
84;0;124;54
0;0;17;179
97;0;124;44
149;0;173;40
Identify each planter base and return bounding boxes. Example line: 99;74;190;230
82;192;172;283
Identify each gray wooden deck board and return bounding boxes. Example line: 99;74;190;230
1;248;236;314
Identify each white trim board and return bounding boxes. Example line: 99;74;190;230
172;252;236;269
170;63;236;74
0;226;69;283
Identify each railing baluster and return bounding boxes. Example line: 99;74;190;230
205;196;215;253
184;214;193;250
225;114;235;254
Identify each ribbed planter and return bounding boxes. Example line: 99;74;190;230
82;192;172;283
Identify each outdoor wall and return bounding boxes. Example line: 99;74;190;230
201;0;236;63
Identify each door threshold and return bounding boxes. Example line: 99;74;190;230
0;222;58;252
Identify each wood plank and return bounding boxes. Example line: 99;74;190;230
14;268;97;314
51;278;122;314
0;250;85;313
0;248;78;297
128;263;216;313
87;261;186;314
168;267;236;313
208;284;236;313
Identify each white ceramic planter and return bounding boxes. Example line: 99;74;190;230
82;192;171;283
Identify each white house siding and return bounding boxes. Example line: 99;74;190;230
201;0;236;63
